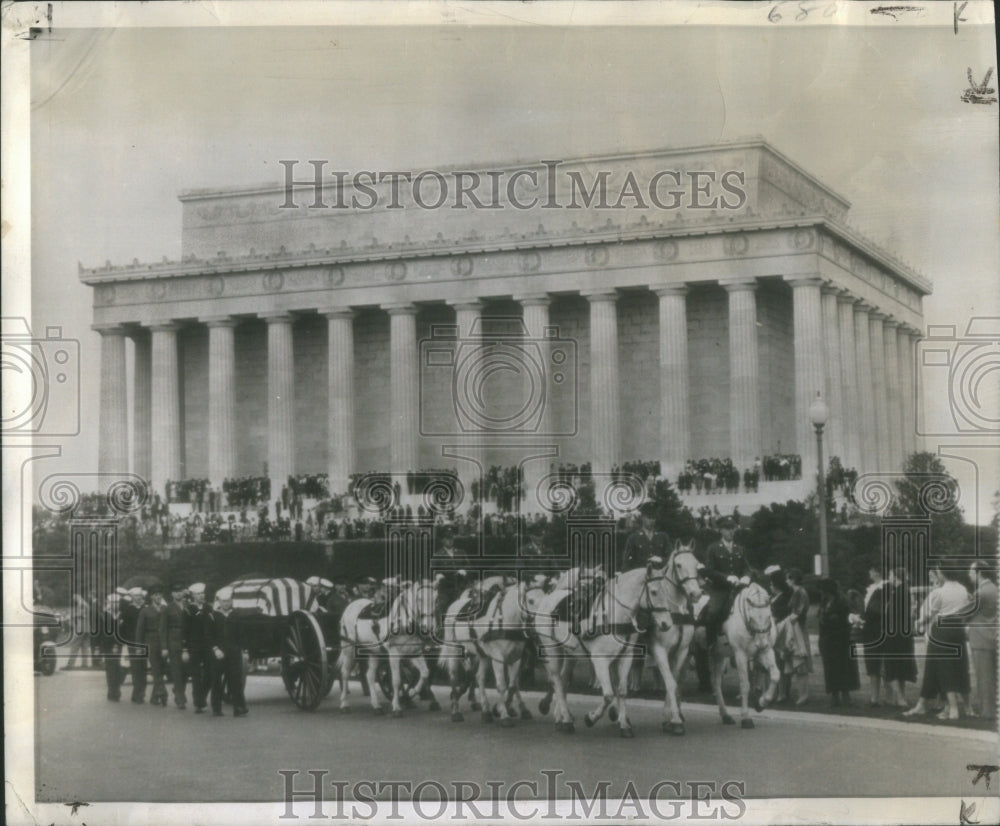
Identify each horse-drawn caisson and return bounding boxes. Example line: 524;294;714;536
222;552;781;733
223;577;334;710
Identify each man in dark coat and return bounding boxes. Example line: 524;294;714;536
206;586;248;717
160;583;189;709
695;516;751;648
120;587;146;703
185;583;211;713
135;586;168;706
621;502;671;571
97;593;124;701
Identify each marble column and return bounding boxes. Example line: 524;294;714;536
787;276;826;476
653;285;690;480
820;286;845;465
883;319;903;472
96;324;128;476
449;300;484;493
585;291;620;478
836;292;861;472
202;316;238;488
853;302;878;473
150;323;181;498
898;327;918;459
869;311;890;472
387;303;419;474
130;330;152;483
518;294;552;441
263;313;296;501
325;309;355;496
517;293;553;511
722;279;761;472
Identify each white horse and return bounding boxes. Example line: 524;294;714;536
442;575;507;722
468;578;550;727
534;561;676;737
338;580;439;717
705;582;781;729
645;541;705;735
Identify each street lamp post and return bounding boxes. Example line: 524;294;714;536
809;392;830;578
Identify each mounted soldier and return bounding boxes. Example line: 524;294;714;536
621;501;671;570
695;516;751;648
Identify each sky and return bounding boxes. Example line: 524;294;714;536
21;6;1000;523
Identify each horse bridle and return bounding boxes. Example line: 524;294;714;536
663;549;701;595
739;588;773;636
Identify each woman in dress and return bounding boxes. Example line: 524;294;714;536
903;565;971;721
818;578;861;707
768;566;811;705
861;564;887;706
881;567;918;708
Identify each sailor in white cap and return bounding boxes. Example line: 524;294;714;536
185;583;210;713
120;588;146;702
206;586;247;717
99;593;125;701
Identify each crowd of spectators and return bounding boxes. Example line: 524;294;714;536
677;457;757;494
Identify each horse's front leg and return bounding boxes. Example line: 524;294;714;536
490;653;514;727
476;654;493;724
509;648;532;721
584;641;615;730
712;643;734;725
388;654;403;717
366;655;383;714
733;647;754;729
446;644;465;722
412;656;436;710
614;640;637;737
337;644;354;711
652;635;683;735
757;646;780;710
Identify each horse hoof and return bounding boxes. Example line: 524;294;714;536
565;722;575;734
679;711;685;723
428;700;441;712
662;721;685;735
451;712;464;723
481;711;494;725
500;717;515;728
584;714;595;728
538;697;551;716
721;714;735;725
619;726;635;739
339;706;352;714
520;708;533;721
753;699;764;713
373;707;385;716
741;718;755;730
390;709;403;719
470;701;482;712
608;706;619;723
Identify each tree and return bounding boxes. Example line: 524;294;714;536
891;452;967;558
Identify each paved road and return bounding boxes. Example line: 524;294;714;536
35;672;996;803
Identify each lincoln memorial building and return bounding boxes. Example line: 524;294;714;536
81;139;928;508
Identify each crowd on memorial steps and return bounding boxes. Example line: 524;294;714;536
32;452;997;725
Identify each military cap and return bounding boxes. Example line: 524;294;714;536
188;582;206;596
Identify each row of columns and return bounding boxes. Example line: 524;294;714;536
95;277;922;499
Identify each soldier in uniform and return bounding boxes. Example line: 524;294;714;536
207;586;248;717
97;592;124;701
121;587;146;703
694;516;751;648
185;583;211;713
160;583;190;710
136;586;168;706
621;501;671;570
433;525;468;629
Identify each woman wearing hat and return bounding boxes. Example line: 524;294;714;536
817;578;860;707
